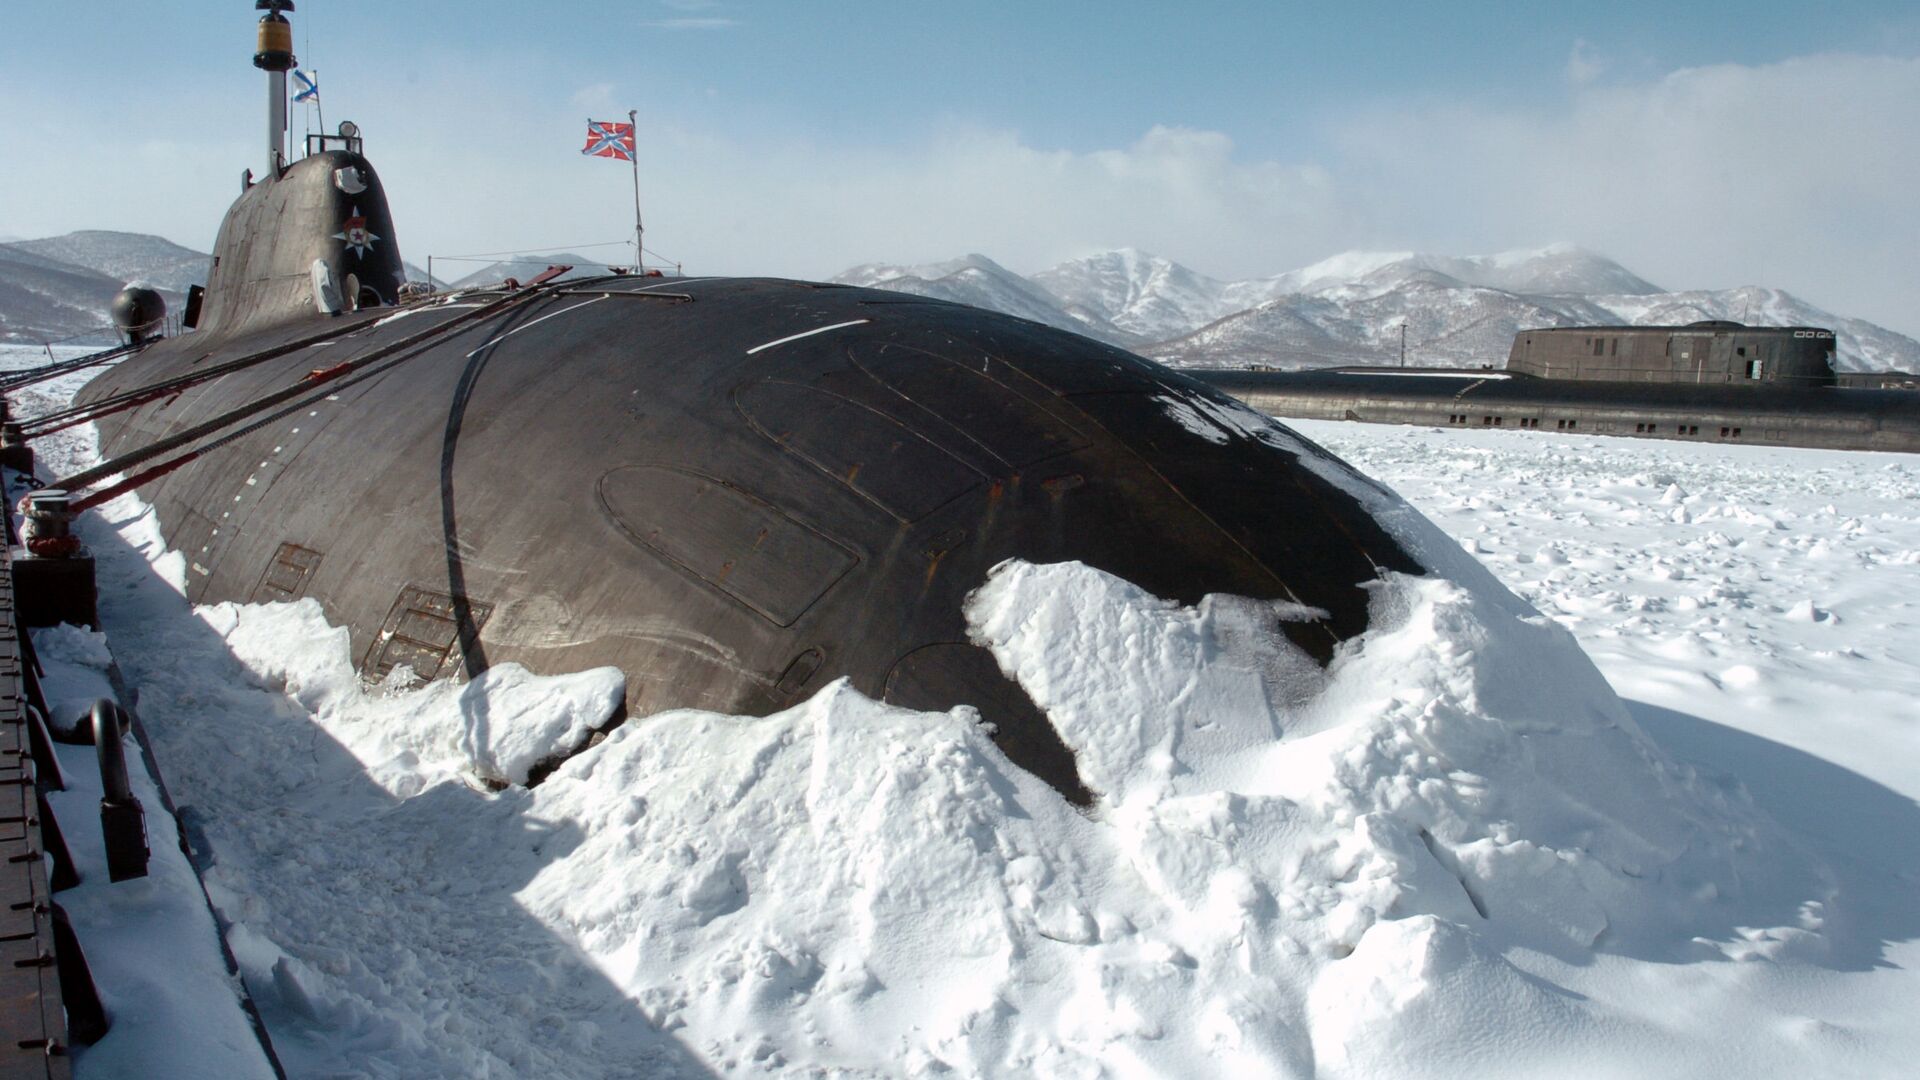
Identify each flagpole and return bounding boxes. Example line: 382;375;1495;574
628;109;644;271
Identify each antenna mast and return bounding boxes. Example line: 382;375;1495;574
253;0;298;174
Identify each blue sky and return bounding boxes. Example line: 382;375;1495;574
4;2;1917;334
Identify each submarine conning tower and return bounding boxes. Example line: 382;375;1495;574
195;0;406;339
197;151;406;338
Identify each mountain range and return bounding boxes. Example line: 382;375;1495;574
0;230;447;343
3;230;1912;374
834;245;1918;374
0;231;207;344
440;254;623;291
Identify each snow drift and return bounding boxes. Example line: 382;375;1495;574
165;553;1832;1077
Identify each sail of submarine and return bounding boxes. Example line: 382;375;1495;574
56;0;1434;804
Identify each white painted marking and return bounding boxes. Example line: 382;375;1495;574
745;319;871;356
633;277;716;292
464;295;609;358
1351;370;1512;380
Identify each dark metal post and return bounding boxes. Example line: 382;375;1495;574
49;903;108;1044
90;701;149;883
0;422;31;475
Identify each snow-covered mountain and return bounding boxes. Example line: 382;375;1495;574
1029;248;1235;342
0;230;211;343
1148;277;1616;370
1253;245;1664;300
7;229;1910;372
838;244;1919;374
1;245;150;343
832;254;1136;345
444;254;625;291
0;231;451;341
0;249;116;343
7;230;209;295
1146;253;1915;374
1589;285;1919;374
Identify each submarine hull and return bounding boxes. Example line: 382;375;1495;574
1193;368;1920;453
77;275;1421;800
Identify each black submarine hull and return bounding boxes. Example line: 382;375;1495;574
76;271;1422;801
1192;368;1920;453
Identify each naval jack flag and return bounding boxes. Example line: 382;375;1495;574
582;119;636;161
582;114;646;271
292;68;320;103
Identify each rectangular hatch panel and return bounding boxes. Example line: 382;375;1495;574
362;586;493;683
252;542;323;603
597;465;858;627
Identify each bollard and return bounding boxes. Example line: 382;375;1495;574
12;490;98;629
90;701;149;883
21;491;77;559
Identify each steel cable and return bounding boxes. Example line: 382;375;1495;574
0;342;141;392
46;284;561;504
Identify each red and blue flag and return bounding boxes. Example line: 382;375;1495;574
582;120;636;161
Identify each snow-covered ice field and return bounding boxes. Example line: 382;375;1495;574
1291;420;1920;1076
5;346;1917;1078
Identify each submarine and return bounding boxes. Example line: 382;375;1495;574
17;1;1430;805
1190;322;1920;453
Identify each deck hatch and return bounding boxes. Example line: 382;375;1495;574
362;585;493;683
252;542;323;603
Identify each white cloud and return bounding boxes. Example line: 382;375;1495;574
1565;39;1606;85
6;50;1915;341
354;52;1920;339
369;118;1351;288
404;51;1918;336
568;83;617;110
650;0;736;28
1329;53;1920;336
641;18;740;30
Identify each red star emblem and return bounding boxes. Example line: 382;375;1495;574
334;205;381;258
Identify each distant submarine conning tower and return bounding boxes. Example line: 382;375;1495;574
1506;322;1837;387
193;0;406;338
